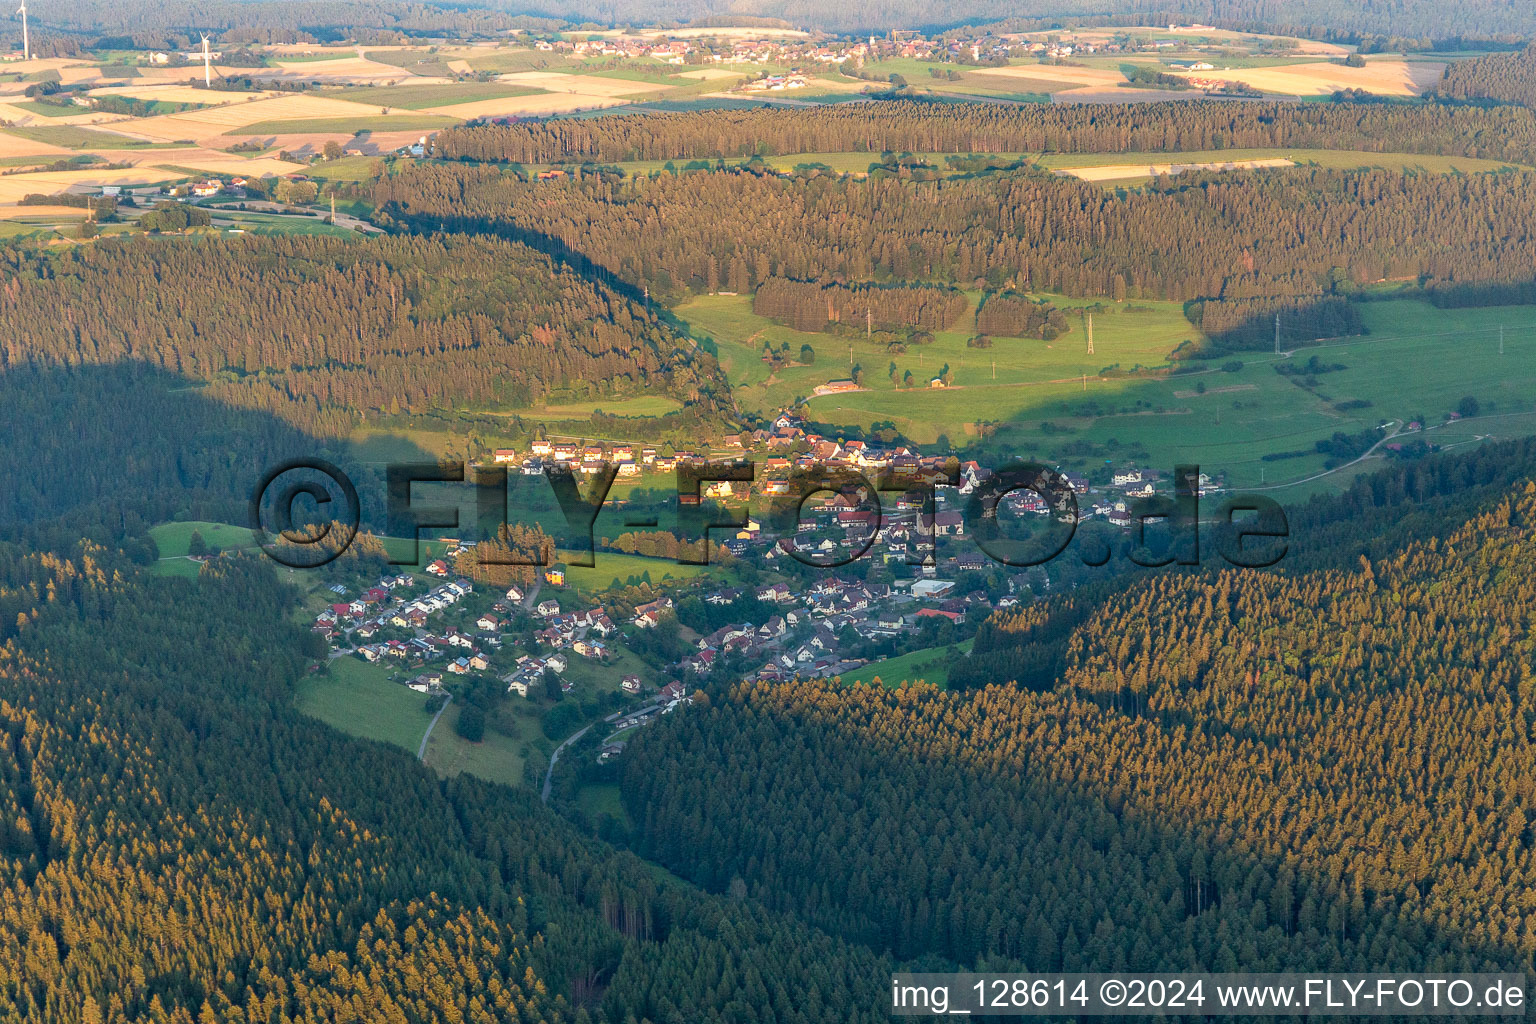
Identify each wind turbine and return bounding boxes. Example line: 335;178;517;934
200;33;211;87
16;1;28;62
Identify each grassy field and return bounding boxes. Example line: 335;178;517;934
323;81;542;109
476;394;686;420
1;125;172;148
421;700;530;787
841;639;973;688
296;657;433;752
212;210;361;237
985;299;1536;493
13;100;86;117
678;291;1194;437
680;291;1536;494
238;114;458;134
561;550;710;593
303;155;380;181
575;783;631;828
149;520;256;557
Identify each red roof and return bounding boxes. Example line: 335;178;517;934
915;608;961;622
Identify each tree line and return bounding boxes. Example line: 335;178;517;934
433;99;1536;166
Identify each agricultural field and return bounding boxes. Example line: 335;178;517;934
1037;148;1527;176
561;551;710;594
322;81;542;109
1164;57;1446;96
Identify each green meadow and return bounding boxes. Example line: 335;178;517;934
149;520;257;557
296;657;434;753
679;292;1536;493
841;639;973;689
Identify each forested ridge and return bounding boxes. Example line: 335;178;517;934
0;235;728;436
378;161;1536;306
434;101;1536;166
621;471;1536;973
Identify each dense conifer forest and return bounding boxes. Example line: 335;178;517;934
378;160;1536;312
1438;43;1536;106
0;236;728;437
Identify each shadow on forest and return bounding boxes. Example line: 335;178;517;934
0;360;434;541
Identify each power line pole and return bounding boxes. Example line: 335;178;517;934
866;308;872;339
1500;325;1505;355
1275;312;1281;357
1086;312;1094;356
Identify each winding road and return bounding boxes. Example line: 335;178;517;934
542;723;594;803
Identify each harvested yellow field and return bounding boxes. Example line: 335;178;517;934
128;95;412;141
0;131;73;157
445;59;474;75
630;26;809;38
256;128;424;153
1172;60;1445;97
496;71;668;97
1058;157;1294;181
972;63;1129;90
131;66;245;83
140;151;304;176
0;204;85;220
272;56;412;81
263;44;358;57
0;166;156;204
3;57;79;73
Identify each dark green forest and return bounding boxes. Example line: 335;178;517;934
378;160;1536;309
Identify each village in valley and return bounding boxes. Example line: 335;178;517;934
280;407;1218;785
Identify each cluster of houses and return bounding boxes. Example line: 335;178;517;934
479;414;1215;534
539;34;874;68
741;74;809;92
166;177;250;199
663;570;1010;683
324;574;521;682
